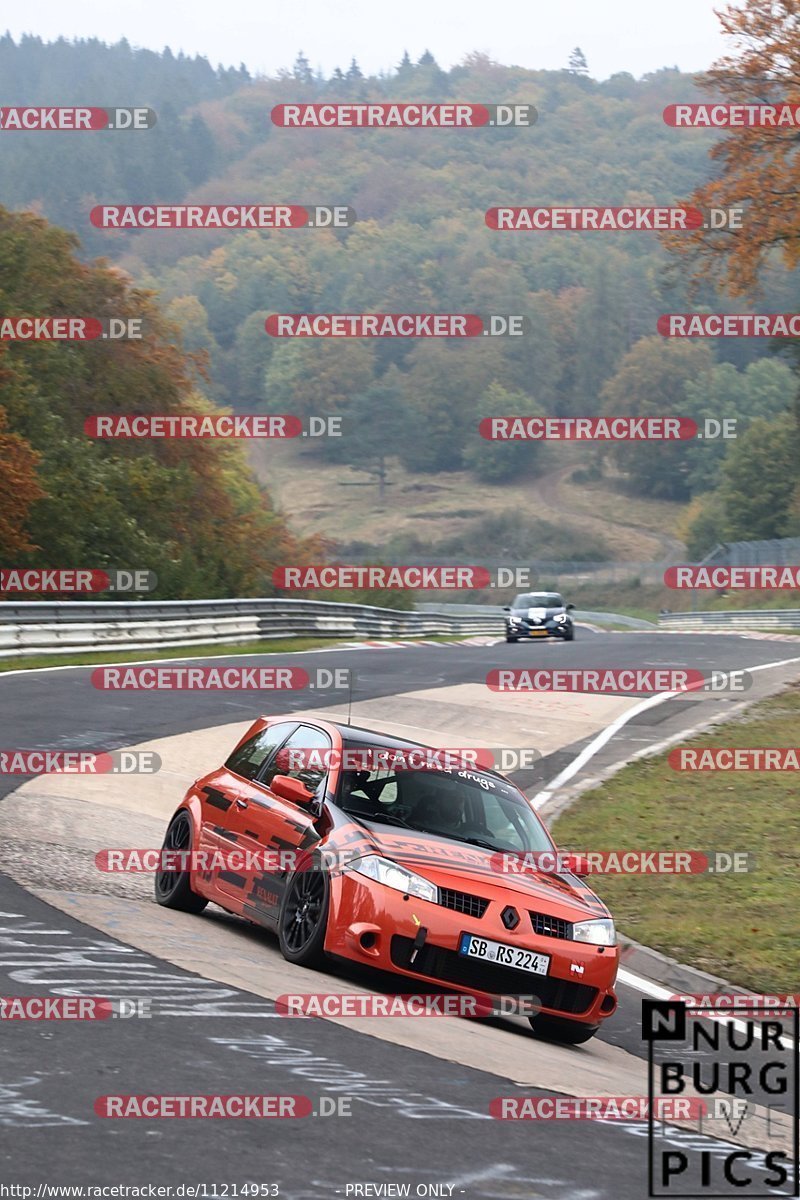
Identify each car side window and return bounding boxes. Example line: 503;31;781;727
372;770;398;805
481;792;526;850
225;722;297;782
261;725;332;794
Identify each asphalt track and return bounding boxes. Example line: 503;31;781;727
1;628;799;1197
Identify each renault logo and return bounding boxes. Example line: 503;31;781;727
501;905;520;930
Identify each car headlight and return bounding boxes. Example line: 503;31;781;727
555;613;569;624
572;918;616;946
346;855;439;903
508;616;522;625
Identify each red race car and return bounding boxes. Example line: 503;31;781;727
155;715;619;1043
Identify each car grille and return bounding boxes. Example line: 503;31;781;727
530;911;573;940
439;888;489;919
390;936;598;1016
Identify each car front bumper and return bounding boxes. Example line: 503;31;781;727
326;871;618;1027
507;622;573;638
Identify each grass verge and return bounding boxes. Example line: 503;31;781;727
550;683;800;992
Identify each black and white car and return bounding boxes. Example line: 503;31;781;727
503;591;576;643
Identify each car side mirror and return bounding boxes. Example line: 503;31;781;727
502;605;511;612
270;773;315;807
562;852;588;878
566;603;575;611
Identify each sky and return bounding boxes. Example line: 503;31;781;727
6;0;731;80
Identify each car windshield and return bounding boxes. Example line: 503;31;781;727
512;593;564;608
336;761;554;854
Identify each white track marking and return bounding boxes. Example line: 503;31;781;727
531;653;800;808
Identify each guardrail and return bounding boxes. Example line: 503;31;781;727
0;598;503;659
658;610;800;631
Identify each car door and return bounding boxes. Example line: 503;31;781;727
230;724;333;925
197;720;298;903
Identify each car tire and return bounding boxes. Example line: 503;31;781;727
154;810;208;913
564;627;575;642
528;1014;598;1044
505;635;518;643
278;859;330;967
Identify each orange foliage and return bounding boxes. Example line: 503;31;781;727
664;0;800;296
0;405;43;556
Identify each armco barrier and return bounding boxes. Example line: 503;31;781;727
0;598;503;659
658;610;800;631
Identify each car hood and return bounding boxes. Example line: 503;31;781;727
346;822;610;921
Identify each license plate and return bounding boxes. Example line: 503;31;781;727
458;933;550;975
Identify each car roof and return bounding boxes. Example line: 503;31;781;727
339;722;437;750
297;718;510;784
262;716;514;784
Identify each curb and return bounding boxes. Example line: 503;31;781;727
619;934;746;997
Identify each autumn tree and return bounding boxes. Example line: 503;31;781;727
663;0;800;295
0;206;316;597
661;0;800;546
0;404;43;556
